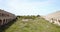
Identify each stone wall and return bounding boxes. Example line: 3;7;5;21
50;18;60;26
0;9;16;26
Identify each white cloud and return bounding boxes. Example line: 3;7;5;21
8;0;50;9
0;0;55;15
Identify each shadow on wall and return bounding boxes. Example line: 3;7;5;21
0;18;17;32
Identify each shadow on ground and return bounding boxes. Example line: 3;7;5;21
0;19;17;32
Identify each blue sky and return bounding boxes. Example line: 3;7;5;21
0;0;60;15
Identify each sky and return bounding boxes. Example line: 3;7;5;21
0;0;60;16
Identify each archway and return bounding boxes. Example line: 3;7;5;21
0;19;2;25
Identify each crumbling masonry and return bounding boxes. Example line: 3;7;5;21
0;9;16;26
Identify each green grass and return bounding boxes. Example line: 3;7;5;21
4;18;60;32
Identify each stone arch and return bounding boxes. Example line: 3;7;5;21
0;19;2;25
3;19;7;24
6;19;7;23
3;19;5;24
6;19;9;24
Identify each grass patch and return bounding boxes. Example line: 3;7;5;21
1;17;60;32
